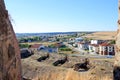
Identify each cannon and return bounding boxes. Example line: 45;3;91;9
53;55;68;66
73;58;90;71
37;53;49;62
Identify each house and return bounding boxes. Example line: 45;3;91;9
75;37;83;42
55;42;64;48
88;40;102;54
91;40;103;44
28;40;32;42
38;46;58;53
45;47;58;53
73;43;78;47
41;37;49;42
68;38;75;43
89;44;99;54
78;42;89;50
99;42;115;55
30;44;44;51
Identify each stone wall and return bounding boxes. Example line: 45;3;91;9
0;0;21;80
113;0;120;80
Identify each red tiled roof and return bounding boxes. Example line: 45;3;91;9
30;44;42;48
78;42;84;44
90;44;99;47
99;42;110;46
78;42;90;44
55;42;63;47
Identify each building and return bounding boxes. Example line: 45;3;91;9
68;38;75;43
75;37;83;42
89;44;99;54
30;44;44;51
54;42;64;48
88;40;102;54
78;42;89;50
99;42;115;55
91;40;103;44
41;47;58;53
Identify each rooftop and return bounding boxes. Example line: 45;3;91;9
30;44;42;48
90;44;99;47
99;42;114;46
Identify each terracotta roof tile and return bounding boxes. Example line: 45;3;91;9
90;44;99;47
100;42;110;46
78;42;84;44
30;44;42;48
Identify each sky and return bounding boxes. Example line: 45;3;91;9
5;0;118;33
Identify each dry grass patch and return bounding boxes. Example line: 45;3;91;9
83;31;116;40
21;42;56;46
37;69;112;80
22;52;113;80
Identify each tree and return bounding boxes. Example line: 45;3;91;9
56;38;60;41
110;40;115;44
33;36;40;41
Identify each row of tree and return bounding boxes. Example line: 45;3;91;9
19;37;42;43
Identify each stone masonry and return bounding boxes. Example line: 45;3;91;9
1;0;120;80
113;0;120;80
0;0;21;80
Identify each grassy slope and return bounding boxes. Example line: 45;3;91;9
22;53;113;80
83;31;117;40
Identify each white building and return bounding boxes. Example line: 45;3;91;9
91;40;102;44
75;37;83;42
78;42;89;50
99;43;115;55
68;38;75;43
89;44;99;54
88;40;102;54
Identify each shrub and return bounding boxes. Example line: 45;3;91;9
60;48;72;51
19;44;29;48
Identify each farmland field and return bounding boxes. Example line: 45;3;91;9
83;31;116;40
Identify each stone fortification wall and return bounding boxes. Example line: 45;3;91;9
0;0;21;80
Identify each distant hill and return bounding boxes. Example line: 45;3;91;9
16;32;92;38
82;31;117;40
16;32;77;38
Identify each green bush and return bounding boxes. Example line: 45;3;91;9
60;45;66;48
48;44;56;48
110;40;115;44
19;44;29;48
59;48;72;51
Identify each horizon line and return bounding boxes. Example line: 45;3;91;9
15;30;116;34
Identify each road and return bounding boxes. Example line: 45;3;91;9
63;42;114;59
63;42;88;54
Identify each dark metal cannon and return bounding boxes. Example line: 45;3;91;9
37;53;49;62
73;58;90;71
53;55;68;66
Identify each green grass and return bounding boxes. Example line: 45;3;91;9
59;48;72;51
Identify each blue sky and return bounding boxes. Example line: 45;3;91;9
5;0;118;33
